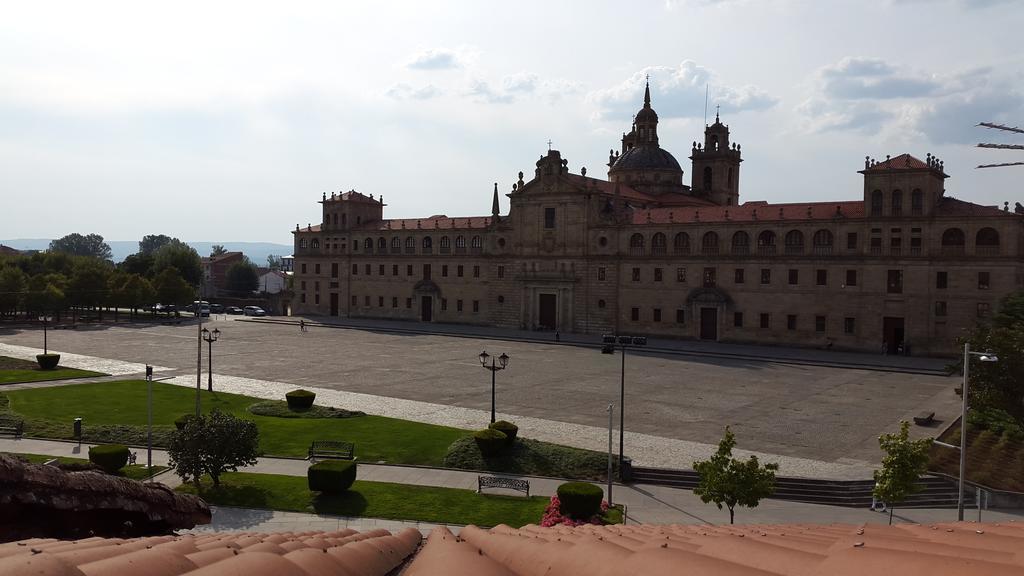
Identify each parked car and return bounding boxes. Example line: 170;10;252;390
209;303;224;314
225;306;244;315
243;306;266;317
192;300;210;317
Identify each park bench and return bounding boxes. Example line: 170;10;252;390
308;440;355;461
0;419;24;439
913;411;935;426
477;475;530;497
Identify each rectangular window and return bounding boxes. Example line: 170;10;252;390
844;317;855;334
315;264;321;274
631;307;639;321
734;312;743;327
845;269;857;287
457;299;463;312
677;268;687;283
760;268;771;285
653;308;661;322
598;267;606;281
654;268;663;282
978;271;990;290
301;263;307;274
703;267;717;287
406;297;412;309
407;264;413;276
632;267;640;282
887;270;903;294
935;301;947;316
544;207;556;229
442;265;448;277
379;264;385;276
498;266;504;279
364;295;370;306
352;264;358;275
378;296;384;307
441;298;448;311
788;269;799;285
760;313;770;329
936;271;947;289
351;295;357;306
473;300;479;313
676;309;685;324
787;314;797;330
392;297;398;308
977;302;991;317
364;264;371;275
473;265;480;278
847;233;858;250
816;269;827;286
331;263;339;278
815;315;826;332
392;264;399;276
458;265;464;278
734;268;745;284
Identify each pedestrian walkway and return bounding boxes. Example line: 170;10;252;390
255;316;950;375
3;437;1020;531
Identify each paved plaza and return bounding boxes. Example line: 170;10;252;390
0;317;958;476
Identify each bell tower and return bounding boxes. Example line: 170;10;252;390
690;110;742;206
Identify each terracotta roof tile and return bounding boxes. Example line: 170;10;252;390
863;153;931;171
633;200;865;225
353;216;493;231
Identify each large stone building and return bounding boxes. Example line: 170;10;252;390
292;83;1023;355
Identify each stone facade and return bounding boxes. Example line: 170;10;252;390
291;85;1024;356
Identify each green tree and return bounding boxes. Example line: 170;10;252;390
226;259;259;294
68;259;112;317
153;240;202;286
24;274;67;317
120;252;155;277
0;266;27;317
693;426;779;524
956;289;1024;423
167;410;260;487
994;290;1024;330
48;233;113;261
139;234;175;256
266;254;282;270
873;420;931;524
153;267;194;307
210;245;227;257
120;274;156;316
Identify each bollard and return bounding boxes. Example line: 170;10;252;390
73;417;82;444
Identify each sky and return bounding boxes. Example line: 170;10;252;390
1;0;1021;245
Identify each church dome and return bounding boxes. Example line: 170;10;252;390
635;106;658;123
611;145;681;172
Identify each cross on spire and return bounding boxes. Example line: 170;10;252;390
715;104;720;122
547;139;552;151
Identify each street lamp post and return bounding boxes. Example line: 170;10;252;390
478;351;510;424
602;334;647;479
607;403;614;506
195;299;203;417
957;343;998;521
202;327;221;392
38;315;53;354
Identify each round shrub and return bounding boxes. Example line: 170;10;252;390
308;460;357;493
36;354;60;370
286;389;316;410
88;444;131;473
488;420;518;446
557;482;604;519
473;428;508;457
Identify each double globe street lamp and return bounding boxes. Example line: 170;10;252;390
201;327;221;392
479;351;510;424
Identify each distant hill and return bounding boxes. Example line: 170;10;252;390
0;239;293;264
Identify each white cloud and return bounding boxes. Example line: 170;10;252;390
385;83;441;100
405;48;465;70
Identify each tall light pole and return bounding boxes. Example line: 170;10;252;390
195;298;203;417
607;403;614;506
38;315;52;354
602;334;646;479
957;343;998;521
478;351;510;424
202;327;220;392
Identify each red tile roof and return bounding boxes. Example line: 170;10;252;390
863;153;931;172
322;191;382;205
935;197;1008;217
563;174;715;207
633;200;865;225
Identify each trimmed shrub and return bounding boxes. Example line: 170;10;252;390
286;389;316;410
308;459;357;493
473;428;507;457
556;482;604;520
88;444;131;473
174;414;194;430
36;354;60;370
488;420;518;446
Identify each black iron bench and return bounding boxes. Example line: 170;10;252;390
0;419;23;439
308;440;355;460
913;411;935;426
478;475;530;497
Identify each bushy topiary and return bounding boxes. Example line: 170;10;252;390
286;389;316;410
473;428;508;457
488;420;518;446
36;354;60;370
556;482;604;519
308;459;357;493
88;444;131;473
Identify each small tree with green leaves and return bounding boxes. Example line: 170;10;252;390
167;409;260;487
693;426;779;524
167;415;205;487
873;420;931;524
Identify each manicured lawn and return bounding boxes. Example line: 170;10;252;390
4;381;467;465
177;472;549;528
0;356;104;385
444;436;618;481
3;451;168;480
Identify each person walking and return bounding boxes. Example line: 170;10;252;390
299;319;307;333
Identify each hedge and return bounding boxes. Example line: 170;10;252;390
308;459;357;493
473;428;507;457
488;420;518;446
174;414;194;430
88;444;131;473
286;389;316;410
557;482;603;519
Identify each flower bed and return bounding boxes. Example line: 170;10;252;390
539;495;611;527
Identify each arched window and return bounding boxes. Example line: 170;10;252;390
629;233;645;256
422;236;433;254
299;239;307;249
405;236;415;254
976;227;1000;255
812;229;833;255
911;189;923;215
377;237;387;253
455;235;466;254
673;232;690;254
651;233;667;255
757;230;776;255
784;230;804;255
892;189;903;216
391;236;401;253
941;228;965;256
362;238;371;252
312;239;320;249
703;167;713;190
440;236;451;254
871;190;883;216
702;231;719;255
731;231;750;255
470;236;482;254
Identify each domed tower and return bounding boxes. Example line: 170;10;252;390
690;110;742;206
607;80;687;197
